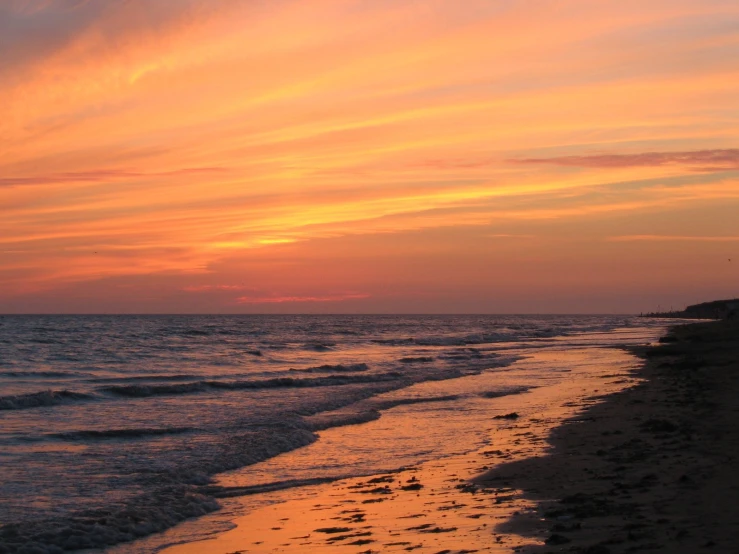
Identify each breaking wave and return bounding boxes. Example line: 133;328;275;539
291;363;370;373
0;426;318;553
302;342;336;351
51;427;195;441
209;477;341;498
0;370;90;378
478;386;531;399
399;356;435;363
102;373;401;398
85;374;208;384
0;390;95;411
373;333;509;346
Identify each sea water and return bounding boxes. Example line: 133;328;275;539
0;315;667;552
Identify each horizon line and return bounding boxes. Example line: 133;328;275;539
0;312;652;316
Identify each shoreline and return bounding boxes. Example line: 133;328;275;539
480;318;739;553
153;337;656;554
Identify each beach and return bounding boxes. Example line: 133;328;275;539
0;315;666;553
489;318;739;553
149;332;659;554
5;316;736;553
154;319;739;554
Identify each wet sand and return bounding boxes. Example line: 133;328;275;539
484;319;739;553
161;346;648;554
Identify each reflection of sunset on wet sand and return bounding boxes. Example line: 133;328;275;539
152;340;649;554
2;1;739;313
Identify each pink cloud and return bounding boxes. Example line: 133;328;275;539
510;149;739;172
0;167;227;187
182;284;251;292
609;235;739;242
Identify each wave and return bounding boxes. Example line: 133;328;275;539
372;394;460;411
305;387;528;435
160;327;246;338
438;348;489;360
86;374;208;383
0;426;318;552
371;337;416;346
102;381;207;397
307;409;383;431
0;390;94;411
372;327;575;348
208;476;340;498
306;387;527;432
102;373;402;398
399;356;434;363
291;363;370;373
27;337;64;344
478;386;530;399
181;329;211;336
29;326;59;333
438;351;522;371
0;370;90;378
302;342;336;351
0;373;405;408
51;427;194;441
306;394;460;432
373;333;512;346
208;373;401;389
417;334;506;346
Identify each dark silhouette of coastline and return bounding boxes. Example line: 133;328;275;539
641;298;739;320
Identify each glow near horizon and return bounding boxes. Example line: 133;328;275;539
1;0;738;313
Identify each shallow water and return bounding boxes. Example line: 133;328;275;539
0;315;667;552
156;337;659;554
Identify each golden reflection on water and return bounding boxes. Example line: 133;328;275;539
162;346;641;554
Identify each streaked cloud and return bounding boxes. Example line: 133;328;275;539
1;0;739;312
182;284;251;292
0;167;227;187
511;149;739;172
236;293;370;304
609;235;739;242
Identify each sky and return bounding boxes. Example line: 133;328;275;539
1;0;739;314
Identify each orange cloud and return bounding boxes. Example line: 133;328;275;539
182;284;251;292
0;167;227;188
609;235;739;242
510;149;739;172
236;293;370;304
2;0;739;311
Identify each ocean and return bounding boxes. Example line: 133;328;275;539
0;315;668;553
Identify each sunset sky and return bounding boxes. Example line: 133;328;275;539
2;0;738;313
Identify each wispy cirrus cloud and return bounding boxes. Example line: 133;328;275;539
3;0;739;312
510;149;739;172
0;166;227;187
609;235;739;242
182;284;251;292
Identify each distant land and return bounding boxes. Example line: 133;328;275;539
642;298;739;319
